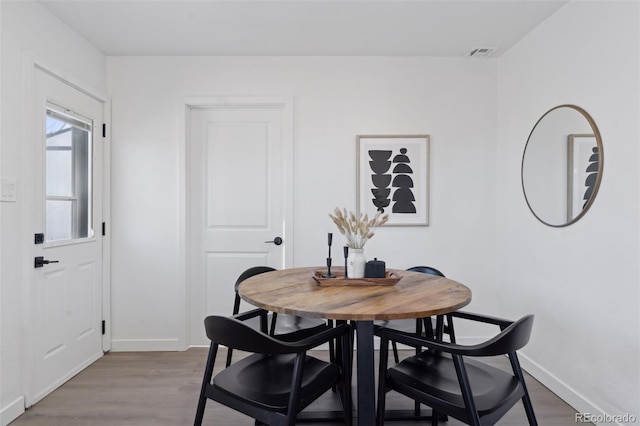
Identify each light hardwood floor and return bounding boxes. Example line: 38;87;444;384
11;348;585;425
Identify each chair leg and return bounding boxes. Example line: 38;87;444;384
194;396;207;426
349;322;355;375
269;312;278;335
415;318;423;355
391;341;400;363
435;315;445;341
339;331;353;426
225;347;233;368
453;354;482;426
195;342;218;426
376;337;390;426
446;313;456;343
285;353;307;426
411;319;422;417
329;339;335;363
431;409;439;426
330;324;337;392
329;319;336;363
424;317;435;340
522;394;538;426
509;353;538;425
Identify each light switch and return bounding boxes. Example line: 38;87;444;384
1;178;18;202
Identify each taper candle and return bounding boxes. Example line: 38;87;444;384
343;246;349;278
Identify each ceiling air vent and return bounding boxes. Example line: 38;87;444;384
467;47;497;58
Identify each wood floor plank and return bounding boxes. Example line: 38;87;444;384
11;348;586;425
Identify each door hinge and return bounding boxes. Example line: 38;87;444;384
102;320;106;335
102;222;106;236
102;123;106;138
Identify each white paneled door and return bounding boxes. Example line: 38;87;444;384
188;98;293;345
31;68;105;404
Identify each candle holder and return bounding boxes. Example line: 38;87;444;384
323;233;336;278
343;246;349;278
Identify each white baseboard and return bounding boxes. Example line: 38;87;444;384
519;353;631;426
0;396;25;426
110;338;181;352
387;335;630;426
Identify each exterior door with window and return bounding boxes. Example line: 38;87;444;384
31;68;104;404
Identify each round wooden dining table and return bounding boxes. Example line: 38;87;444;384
238;266;472;425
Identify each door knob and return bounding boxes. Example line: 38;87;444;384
34;256;59;268
264;237;283;246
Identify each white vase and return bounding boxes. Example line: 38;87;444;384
347;248;366;278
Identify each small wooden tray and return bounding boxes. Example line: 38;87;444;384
312;269;401;286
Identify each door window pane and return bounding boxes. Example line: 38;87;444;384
45;106;92;242
46;199;73;241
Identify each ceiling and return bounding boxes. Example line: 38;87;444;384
38;0;568;57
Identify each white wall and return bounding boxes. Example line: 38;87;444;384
106;56;499;349
0;2;106;424
0;1;3;422
497;1;639;424
2;1;638;425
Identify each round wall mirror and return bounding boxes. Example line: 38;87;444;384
521;104;603;227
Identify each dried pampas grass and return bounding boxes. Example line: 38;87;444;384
329;207;388;249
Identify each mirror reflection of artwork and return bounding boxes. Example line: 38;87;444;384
357;135;429;226
521;104;603;227
568;134;599;220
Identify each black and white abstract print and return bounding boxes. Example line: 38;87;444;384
357;135;429;226
368;147;416;214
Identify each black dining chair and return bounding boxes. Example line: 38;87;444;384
374;265;451;364
376;312;538;426
195;315;353;426
226;266;334;367
408;266;457;343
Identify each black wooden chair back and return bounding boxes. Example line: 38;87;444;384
376;265;449;365
376;312;537;426
195;315;352;426
406;265;445;276
227;266;332;367
231;266;276;317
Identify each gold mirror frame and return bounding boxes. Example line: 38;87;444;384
521;104;604;227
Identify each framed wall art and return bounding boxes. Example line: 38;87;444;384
567;133;599;221
356;134;430;226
